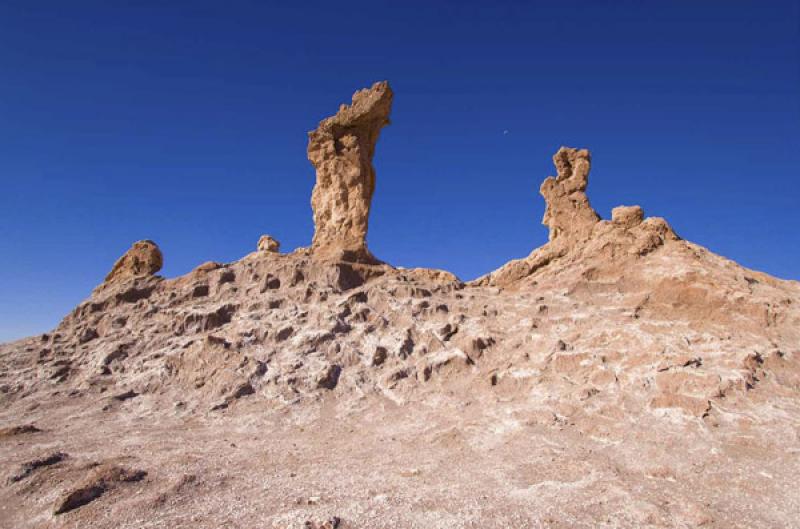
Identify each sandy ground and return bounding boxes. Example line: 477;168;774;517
2;385;799;529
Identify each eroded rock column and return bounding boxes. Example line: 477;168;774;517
307;81;393;262
540;147;600;242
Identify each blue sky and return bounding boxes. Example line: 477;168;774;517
1;1;798;341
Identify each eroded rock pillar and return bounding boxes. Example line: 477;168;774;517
540;147;600;242
307;81;393;262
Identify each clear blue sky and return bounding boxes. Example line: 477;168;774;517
1;1;798;341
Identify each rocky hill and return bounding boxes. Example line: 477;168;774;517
1;82;799;529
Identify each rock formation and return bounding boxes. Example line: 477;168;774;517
257;235;280;253
611;204;644;227
103;240;163;283
540;147;599;242
1;86;799;529
307;81;393;263
476;146;679;288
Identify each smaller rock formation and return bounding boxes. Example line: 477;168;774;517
476;146;679;287
307;81;393;263
104;240;163;283
540;147;600;242
611;205;644;228
257;235;280;253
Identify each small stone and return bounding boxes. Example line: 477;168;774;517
612;205;645;228
371;346;388;366
275;326;293;342
316;365;342;390
257;235;281;253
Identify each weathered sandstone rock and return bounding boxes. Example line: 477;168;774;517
476;146;680;287
103;240;163;283
257;235;280;253
307;81;393;262
611;205;644;227
541;147;600;242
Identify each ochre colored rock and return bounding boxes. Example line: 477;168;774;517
476;146;679;288
307;81;393;263
541;147;600;242
257;235;280;253
612;205;644;227
104;240;163;283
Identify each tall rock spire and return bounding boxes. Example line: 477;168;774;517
307;81;393;262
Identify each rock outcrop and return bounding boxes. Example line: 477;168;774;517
257;235;280;253
541;147;600;242
103;240;163;283
476;146;679;288
611;204;644;227
307;81;393;263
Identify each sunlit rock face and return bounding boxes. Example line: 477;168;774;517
307;81;393;263
103;240;163;284
540;147;599;242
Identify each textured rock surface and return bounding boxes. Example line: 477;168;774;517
1;90;799;528
308;81;393;263
103;240;163;284
475;146;679;288
612;204;645;227
541;147;600;242
257;234;280;253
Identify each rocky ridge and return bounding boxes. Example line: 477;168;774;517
1;82;799;529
